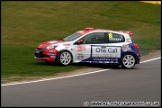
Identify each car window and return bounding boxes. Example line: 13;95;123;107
82;32;108;44
108;32;125;43
63;33;82;41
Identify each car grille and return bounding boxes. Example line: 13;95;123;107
34;48;47;58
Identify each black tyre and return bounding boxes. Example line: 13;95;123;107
121;54;136;69
56;51;72;66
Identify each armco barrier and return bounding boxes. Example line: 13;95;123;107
140;1;161;5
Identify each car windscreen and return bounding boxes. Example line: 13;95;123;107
63;33;82;41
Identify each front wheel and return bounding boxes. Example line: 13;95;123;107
121;54;136;69
56;51;72;66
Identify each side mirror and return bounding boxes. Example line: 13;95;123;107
75;39;83;44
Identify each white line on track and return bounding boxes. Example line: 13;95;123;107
140;57;161;63
1;57;161;87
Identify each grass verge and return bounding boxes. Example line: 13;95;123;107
1;1;161;83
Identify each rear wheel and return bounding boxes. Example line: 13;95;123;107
57;51;72;66
121;54;136;69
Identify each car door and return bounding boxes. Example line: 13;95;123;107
73;33;92;63
90;32;123;64
105;32;125;63
73;32;109;63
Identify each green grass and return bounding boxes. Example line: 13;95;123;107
1;1;161;83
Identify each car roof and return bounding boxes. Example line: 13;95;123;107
77;27;133;36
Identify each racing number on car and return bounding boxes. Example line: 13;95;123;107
109;33;113;39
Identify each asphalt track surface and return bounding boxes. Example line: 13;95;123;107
1;58;161;107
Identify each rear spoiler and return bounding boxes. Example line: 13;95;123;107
118;30;133;37
123;31;133;37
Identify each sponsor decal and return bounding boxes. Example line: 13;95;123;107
49;41;57;44
122;44;132;52
90;58;119;64
63;44;70;48
126;38;131;42
77;46;86;52
50;56;56;58
109;38;122;41
77;54;84;60
108;32;123;42
47;53;56;56
92;46;121;58
35;50;40;53
93;58;118;61
63;44;70;46
49;50;55;53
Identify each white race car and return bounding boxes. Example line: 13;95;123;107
34;27;141;68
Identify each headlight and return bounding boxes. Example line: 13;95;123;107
46;44;58;49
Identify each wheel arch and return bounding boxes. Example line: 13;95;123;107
121;51;138;64
56;49;73;63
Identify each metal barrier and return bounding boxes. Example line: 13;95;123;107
140;1;161;5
